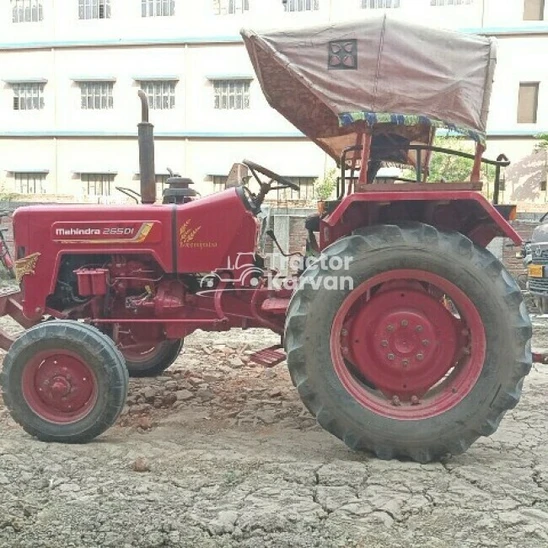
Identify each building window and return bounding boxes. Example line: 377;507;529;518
139;81;176;110
82;173;114;196
213;0;249;15
12;82;45;111
212;176;227;192
79;82;114;110
213;80;250;110
517;82;540;123
79;0;111;20
274;177;316;201
361;0;400;8
12;0;43;23
14;172;46;194
523;0;545;20
142;0;175;17
430;0;474;5
284;0;320;11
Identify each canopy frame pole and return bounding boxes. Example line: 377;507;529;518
348;131;364;196
471;143;485;184
421;127;437;182
356;132;372;193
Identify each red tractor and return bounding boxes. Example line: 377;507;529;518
0;17;533;462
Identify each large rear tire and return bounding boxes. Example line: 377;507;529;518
285;223;532;462
0;320;129;443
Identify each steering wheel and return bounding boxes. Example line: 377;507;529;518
237;185;261;215
242;159;300;192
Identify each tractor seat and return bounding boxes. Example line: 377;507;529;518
305;213;320;232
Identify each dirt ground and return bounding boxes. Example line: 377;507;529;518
2;317;548;548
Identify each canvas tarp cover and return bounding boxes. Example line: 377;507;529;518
241;16;497;163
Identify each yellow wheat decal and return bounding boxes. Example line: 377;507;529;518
179;219;201;245
14;252;41;283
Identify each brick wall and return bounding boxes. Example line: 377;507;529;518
289;216;309;254
502;219;539;279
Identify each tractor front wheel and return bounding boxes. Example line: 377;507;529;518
285;223;532;462
0;320;128;443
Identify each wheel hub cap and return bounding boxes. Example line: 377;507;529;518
345;287;460;400
22;351;97;423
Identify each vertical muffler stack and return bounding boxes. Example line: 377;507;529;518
137;90;157;205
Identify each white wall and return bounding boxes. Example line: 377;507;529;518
0;0;546;202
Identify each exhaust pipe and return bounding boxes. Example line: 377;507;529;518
137;90;156;205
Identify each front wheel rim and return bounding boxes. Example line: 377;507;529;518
330;269;486;420
22;349;98;424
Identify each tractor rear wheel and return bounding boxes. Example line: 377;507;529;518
0;320;128;443
122;339;184;378
285;223;532;462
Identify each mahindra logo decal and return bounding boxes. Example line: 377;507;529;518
55;228;101;236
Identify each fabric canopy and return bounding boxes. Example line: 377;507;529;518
241;15;497;163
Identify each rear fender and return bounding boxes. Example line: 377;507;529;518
320;190;520;249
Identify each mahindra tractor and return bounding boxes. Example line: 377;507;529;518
0;17;535;462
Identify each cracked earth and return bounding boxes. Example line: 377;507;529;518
2;316;548;548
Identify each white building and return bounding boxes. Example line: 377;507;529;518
0;0;546;206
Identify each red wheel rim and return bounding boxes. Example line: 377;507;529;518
121;343;163;363
21;350;98;424
114;323;166;365
330;269;486;420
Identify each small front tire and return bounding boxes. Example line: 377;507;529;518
0;320;129;443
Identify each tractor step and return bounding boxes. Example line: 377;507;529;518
248;345;286;367
532;349;548;364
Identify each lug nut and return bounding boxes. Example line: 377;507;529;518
415;325;423;332
416;353;424;361
381;340;388;347
387;324;394;332
387;353;395;361
422;340;429;346
401;319;408;327
391;396;401;406
341;329;348;336
411;395;420;405
402;359;409;367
